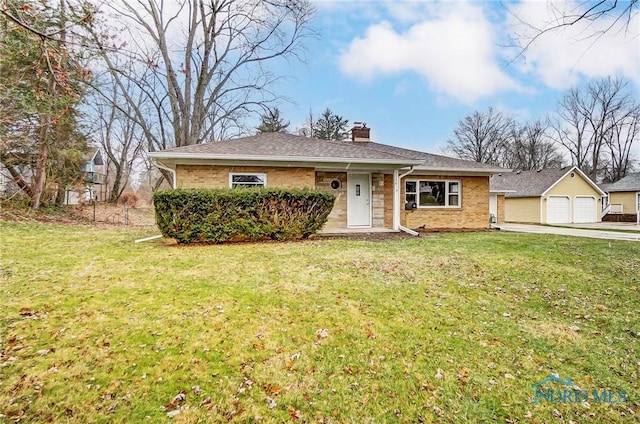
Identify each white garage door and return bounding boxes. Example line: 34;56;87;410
547;196;570;224
573;196;597;223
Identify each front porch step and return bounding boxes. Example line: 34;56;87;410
320;227;399;234
603;213;638;222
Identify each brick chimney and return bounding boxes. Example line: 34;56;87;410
351;122;370;142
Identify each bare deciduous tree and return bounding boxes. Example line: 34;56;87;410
446;107;514;166
504;119;564;170
86;0;314;186
89;78;145;203
511;0;639;58
549;76;639;181
603;104;640;182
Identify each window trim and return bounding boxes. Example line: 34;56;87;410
405;179;462;208
229;172;267;188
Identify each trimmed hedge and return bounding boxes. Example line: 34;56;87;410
153;188;336;244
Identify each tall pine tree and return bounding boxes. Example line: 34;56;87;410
313;108;349;141
256;107;289;133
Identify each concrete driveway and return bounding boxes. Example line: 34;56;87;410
495;223;640;241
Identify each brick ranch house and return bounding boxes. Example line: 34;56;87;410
149;125;504;232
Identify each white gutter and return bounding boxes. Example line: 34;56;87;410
411;166;506;174
154;160;177;189
394;167;419;236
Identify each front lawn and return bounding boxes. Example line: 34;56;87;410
1;222;638;423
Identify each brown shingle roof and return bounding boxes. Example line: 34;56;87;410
602;173;640;192
154;133;416;162
491;168;573;197
356;141;505;172
152;133;503;172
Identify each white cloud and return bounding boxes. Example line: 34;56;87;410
507;0;640;88
338;2;519;104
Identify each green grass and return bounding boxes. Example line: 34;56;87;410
1;222;638;423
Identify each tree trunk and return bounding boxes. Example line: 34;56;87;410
31;126;49;209
4;163;34;198
108;165;123;203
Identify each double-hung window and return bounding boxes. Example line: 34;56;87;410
229;173;267;188
405;180;460;207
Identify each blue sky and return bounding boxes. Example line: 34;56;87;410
272;0;640;154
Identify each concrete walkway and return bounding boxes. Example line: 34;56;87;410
495;223;640;241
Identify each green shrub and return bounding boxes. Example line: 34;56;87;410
153;188;335;244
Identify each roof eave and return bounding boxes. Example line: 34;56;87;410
490;189;517;194
148;152;423;166
412;165;505;175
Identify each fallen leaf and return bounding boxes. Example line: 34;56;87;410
266;396;277;409
164;391;186;411
315;329;328;339
166;409;180;418
435;368;444;379
552;409;562;418
288;406;301;420
269;386;282;396
458;368;469;379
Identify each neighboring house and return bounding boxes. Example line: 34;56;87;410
600;173;640;222
490;166;605;224
488;187;514;224
64;149;107;205
149;125;504;232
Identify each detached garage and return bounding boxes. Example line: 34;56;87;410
490;166;604;224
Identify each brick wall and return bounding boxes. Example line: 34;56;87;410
384;174;394;228
400;175;490;229
176;165;315;189
315;172;347;229
371;173;385;228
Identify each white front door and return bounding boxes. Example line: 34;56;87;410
347;173;371;227
489;194;498;222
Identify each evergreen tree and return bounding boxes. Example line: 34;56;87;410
256;108;290;133
0;0;91;207
313;108;349;140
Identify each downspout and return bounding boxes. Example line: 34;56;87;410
395;167;419;236
155;160;177;189
134;159;176;244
